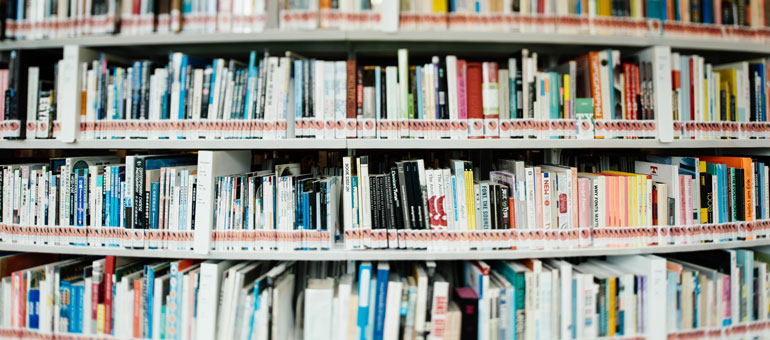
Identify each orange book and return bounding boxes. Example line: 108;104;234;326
320;0;331;9
133;279;143;338
700;156;754;221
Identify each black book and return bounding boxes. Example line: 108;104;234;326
404;162;421;229
389;166;405;230
378;175;387;234
500;186;510;230
201;68;212;119
370;175;379;231
488;183;498;230
438;59;448;120
303;59;311;118
720;89;727;122
383;172;395;234
700;172;713;224
395;162;411;230
735;168;745;221
410;161;427;230
140;60;151;120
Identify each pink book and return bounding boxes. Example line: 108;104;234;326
534;167;542;228
684;175;693;226
578;178;591;228
456;59;468;120
679;175;688;226
571;167;578;229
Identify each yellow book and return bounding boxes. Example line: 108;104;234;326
598;0;612;16
563;74;571;119
714;72;721;121
608;277;617;337
465;169;476;230
97;304;105;334
432;0;448;13
716;69;738;121
699;161;709;223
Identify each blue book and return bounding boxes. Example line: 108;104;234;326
76;170;85;227
248;280;262;339
549;72;560;119
145;264;159;335
416;66;424;120
246;52;259;119
293;59;303;121
74;283;84;334
162;65;170;120
59;281;72;331
150;182;160;229
357;261;373;340
703;0;713;23
736;249;754;321
509;65;517;120
132;60;142;120
178;55;189;120
372;262;390;340
28;288;39;329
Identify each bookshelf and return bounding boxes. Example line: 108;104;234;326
2;31;770;55
2;238;770;261
4;3;770;340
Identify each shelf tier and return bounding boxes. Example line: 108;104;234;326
3;138;770;150
1;31;769;54
3;238;769;261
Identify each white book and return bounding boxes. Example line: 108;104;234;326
27;67;40;124
635;161;681;225
633;46;673;142
413;263;430;338
194;151;251;254
332;274;353;340
272;273;296;340
58;46;98;142
607;254;667;340
192;69;204;120
382;274;403;340
446;56;458;121
304;278;335;340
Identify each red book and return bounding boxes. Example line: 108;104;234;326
133;279;142;338
104;256;116;335
632;64;641;120
346;59;357;119
589;52;604;120
456;59;468;120
466;62;483;120
577;52;604;120
690;58;695;121
623;63;632;120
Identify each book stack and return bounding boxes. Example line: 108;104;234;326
0;250;768;340
672;54;770;139
4;1;770;44
1;150;769;252
52;47;670;141
70;51;293;140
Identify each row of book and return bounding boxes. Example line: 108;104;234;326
15;46;670;140
7;46;770;141
2;249;770;340
1;150;770;251
7;0;770;40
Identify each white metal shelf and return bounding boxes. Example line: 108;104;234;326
0;138;347;149
346;138;770;149
1;31;769;54
3;238;769;261
3;138;770;150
